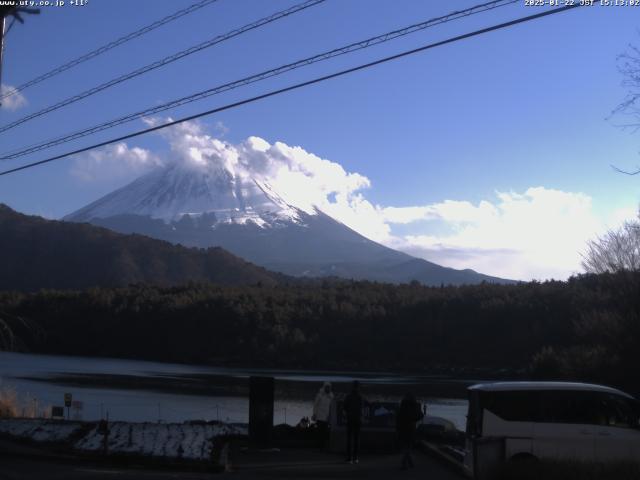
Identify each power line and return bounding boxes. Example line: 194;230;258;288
0;4;583;178
0;0;518;161
0;0;326;134
0;0;220;102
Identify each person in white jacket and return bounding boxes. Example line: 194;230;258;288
312;381;334;449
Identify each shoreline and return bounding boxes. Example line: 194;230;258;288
0;350;521;382
14;372;478;400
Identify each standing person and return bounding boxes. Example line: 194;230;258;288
312;382;334;449
343;380;364;464
396;393;424;470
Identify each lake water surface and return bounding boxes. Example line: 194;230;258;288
0;352;470;430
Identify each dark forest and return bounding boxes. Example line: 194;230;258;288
3;271;639;395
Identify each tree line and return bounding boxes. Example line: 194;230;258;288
1;271;639;394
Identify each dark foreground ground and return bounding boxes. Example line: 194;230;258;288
229;447;464;479
0;448;464;480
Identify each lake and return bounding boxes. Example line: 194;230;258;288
0;351;471;430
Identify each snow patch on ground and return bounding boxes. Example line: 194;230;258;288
0;419;247;461
75;422;246;460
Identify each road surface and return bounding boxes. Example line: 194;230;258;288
0;450;464;479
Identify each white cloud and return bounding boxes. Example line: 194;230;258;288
1;84;27;111
381;200;499;225
73;118;636;281
213;120;229;136
390;188;605;281
607;206;639;229
146;118;377;224
70;142;162;182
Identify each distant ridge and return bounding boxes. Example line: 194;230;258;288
0;204;286;291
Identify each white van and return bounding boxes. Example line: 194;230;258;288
464;382;640;473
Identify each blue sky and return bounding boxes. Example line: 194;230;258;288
1;0;640;280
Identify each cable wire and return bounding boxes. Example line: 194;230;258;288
0;4;583;177
0;0;220;102
0;0;326;134
0;0;518;160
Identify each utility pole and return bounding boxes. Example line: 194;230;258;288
0;6;40;106
0;13;6;91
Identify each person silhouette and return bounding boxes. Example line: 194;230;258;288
396;392;424;470
343;380;364;463
312;381;334;449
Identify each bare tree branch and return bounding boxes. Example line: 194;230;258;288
581;214;640;273
610;39;640;171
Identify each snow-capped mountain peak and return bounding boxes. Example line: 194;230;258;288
66;162;308;228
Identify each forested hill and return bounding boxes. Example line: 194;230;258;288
0;204;287;290
3;271;640;395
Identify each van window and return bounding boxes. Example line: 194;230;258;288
473;388;640;430
482;391;539;422
538;390;601;425
593;393;637;429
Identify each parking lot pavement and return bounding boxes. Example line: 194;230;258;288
228;448;466;479
0;446;465;480
0;457;213;480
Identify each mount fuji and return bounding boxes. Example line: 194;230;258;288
65;161;510;285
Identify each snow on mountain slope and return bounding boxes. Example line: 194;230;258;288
67;162;305;227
